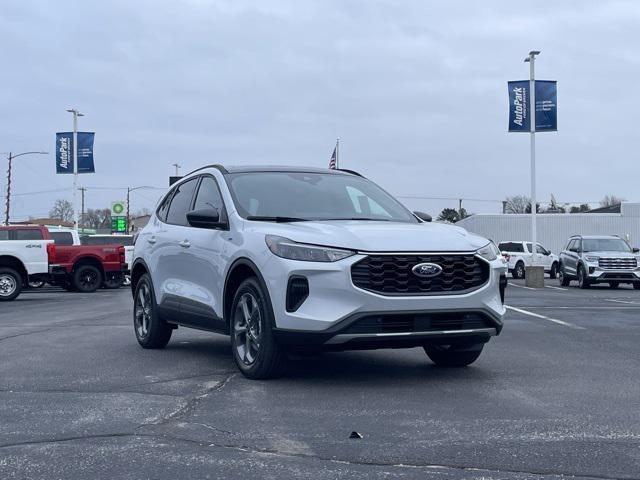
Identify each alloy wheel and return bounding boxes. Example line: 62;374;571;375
234;292;262;366
0;274;17;297
135;283;152;338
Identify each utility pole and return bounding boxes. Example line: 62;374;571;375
524;51;540;266
78;187;86;231
126;187;130;235
5;152;12;226
458;198;463;219
66;109;84;230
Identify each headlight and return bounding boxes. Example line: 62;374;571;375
477;243;499;262
585;256;600;262
265;235;356;262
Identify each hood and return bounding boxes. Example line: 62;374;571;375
246;220;490;252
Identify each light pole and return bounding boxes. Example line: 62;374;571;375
524;51;540;266
172;163;181;176
4;151;49;225
66;108;84;230
126;185;154;234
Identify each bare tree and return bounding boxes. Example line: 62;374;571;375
504;195;530;214
600;195;625;208
570;204;591;213
84;208;111;229
49;199;74;222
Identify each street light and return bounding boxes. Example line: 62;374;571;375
126;185;155;234
66;108;84;229
523;51;540;268
4;151;49;225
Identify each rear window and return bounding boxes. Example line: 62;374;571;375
14;229;43;240
499;242;524;253
50;231;74;245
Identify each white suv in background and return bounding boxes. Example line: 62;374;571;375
498;241;559;279
131;166;507;379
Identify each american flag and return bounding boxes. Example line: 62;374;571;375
329;147;337;169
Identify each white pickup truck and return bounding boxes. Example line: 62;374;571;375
0;226;53;301
498;240;559;279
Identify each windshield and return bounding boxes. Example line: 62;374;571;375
582;238;631;253
225;172;418;223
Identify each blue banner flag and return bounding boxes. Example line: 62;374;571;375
508;81;530;132
534;80;557;132
55;132;95;174
56;132;74;174
508;80;557;132
77;132;95;173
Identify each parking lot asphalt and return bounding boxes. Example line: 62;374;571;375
1;282;639;480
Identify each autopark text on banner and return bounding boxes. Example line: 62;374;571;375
508;80;557;132
55;132;96;174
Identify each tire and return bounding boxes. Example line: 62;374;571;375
72;265;103;293
512;261;525;279
0;267;23;302
549;262;558;279
577;264;590;289
230;277;286;379
103;272;124;289
558;265;570;286
608;281;620;289
133;273;172;348
424;343;484;367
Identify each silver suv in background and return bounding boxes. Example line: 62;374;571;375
557;235;640;289
131;165;507;379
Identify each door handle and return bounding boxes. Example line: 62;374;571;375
147;236;157;245
179;240;191;248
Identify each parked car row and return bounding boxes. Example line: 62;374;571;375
0;225;129;301
499;235;640;289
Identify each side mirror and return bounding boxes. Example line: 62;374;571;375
413;211;432;222
186;208;226;230
633;247;639;253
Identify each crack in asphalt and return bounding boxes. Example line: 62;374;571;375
0;328;53;343
141;372;237;426
0;432;629;480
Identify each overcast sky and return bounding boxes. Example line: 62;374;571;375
2;0;640;220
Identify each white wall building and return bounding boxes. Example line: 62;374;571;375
456;203;640;254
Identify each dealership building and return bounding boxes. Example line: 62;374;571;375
456;203;640;254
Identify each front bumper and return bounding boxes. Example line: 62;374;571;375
586;267;640;283
261;252;506;348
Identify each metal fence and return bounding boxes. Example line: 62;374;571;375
456;203;640;254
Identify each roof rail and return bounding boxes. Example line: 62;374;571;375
183;164;228;177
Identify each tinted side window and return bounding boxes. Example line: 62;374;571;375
0;230;9;240
536;245;547;255
14;229;43;240
50;232;74;245
166;179;198;226
567;239;576;251
157;191;174;222
193;176;224;213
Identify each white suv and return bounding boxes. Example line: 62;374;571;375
497;241;559;279
131;166;506;379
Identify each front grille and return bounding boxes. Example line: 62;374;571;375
343;312;492;335
601;273;635;280
598;257;637;270
351;254;489;295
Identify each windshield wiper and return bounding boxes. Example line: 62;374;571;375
246;216;309;223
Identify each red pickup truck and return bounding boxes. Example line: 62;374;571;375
7;225;127;293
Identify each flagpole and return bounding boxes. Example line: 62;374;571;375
336;138;340;169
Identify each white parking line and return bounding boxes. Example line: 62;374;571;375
508;282;536;290
604;298;640;305
545;285;568;291
505;305;585;330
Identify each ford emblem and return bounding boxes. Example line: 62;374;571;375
412;263;443;278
